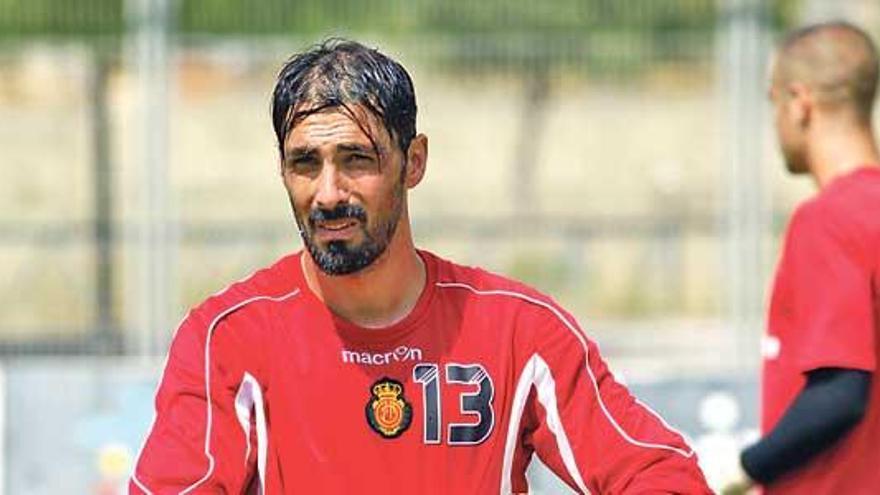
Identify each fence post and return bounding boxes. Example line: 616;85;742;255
127;0;174;358
716;0;771;371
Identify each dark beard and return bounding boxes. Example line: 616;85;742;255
294;191;403;276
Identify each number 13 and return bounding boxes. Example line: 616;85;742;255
412;363;495;445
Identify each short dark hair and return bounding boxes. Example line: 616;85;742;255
271;39;417;159
777;21;879;121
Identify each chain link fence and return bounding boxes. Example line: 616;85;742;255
1;0;879;492
0;0;803;360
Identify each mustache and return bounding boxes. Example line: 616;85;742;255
308;204;368;225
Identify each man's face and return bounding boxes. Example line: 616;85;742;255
281;107;406;275
769;68;809;174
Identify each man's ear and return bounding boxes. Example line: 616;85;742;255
787;82;813;127
404;134;428;189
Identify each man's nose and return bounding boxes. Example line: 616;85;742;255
314;163;349;209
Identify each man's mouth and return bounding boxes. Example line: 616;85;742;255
314;218;360;240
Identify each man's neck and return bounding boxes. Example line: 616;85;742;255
808;123;880;188
301;224;426;329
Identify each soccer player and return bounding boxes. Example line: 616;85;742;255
724;22;880;495
130;39;710;494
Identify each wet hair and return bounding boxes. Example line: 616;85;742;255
271;39;417;160
776;21;879;121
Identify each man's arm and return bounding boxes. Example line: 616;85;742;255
522;307;712;494
727;204;877;492
741;367;870;484
130;309;258;493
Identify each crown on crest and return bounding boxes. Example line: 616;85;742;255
373;381;402;398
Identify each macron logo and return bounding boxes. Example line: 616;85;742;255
341;345;423;366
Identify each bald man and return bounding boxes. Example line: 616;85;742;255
724;21;880;495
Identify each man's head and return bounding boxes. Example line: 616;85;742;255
769;22;879;174
271;39;427;276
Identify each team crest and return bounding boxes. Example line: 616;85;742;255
365;377;412;438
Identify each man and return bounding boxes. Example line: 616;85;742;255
130;39;710;494
725;22;880;495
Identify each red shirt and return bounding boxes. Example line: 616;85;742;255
130;250;709;494
761;167;880;494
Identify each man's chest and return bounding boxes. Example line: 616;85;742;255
254;313;522;488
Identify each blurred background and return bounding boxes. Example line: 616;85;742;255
1;0;878;493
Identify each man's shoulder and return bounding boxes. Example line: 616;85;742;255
790;178;879;242
427;250;573;318
189;251;305;320
429;251;539;295
427;251;592;346
800;167;880;218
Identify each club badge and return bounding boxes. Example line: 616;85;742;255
365;377;412;439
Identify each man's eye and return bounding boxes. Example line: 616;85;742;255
286;157;318;172
344;153;376;169
350;153;372;162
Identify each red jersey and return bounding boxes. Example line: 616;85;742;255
130;250;709;494
761;167;880;494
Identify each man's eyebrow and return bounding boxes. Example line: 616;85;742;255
285;146;316;158
337;143;379;154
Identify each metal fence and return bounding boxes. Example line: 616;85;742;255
0;0;876;366
5;1;880;493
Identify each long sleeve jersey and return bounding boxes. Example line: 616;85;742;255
131;250;710;494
